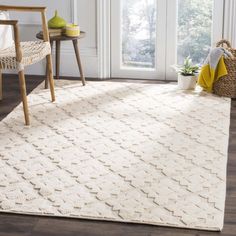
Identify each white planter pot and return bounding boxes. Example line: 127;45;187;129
177;74;197;90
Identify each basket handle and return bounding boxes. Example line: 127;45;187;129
216;39;232;48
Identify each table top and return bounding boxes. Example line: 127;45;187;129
36;31;86;41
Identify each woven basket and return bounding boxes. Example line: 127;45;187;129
213;39;236;98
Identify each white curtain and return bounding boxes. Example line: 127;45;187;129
224;0;236;47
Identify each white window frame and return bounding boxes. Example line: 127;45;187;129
166;0;224;80
110;0;166;79
97;0;224;80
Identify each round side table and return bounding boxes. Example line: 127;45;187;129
36;31;86;88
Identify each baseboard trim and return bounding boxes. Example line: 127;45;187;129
3;74;176;84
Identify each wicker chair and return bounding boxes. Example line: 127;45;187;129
0;5;55;126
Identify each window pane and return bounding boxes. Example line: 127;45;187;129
177;0;213;65
122;0;157;69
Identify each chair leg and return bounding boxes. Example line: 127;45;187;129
46;54;55;102
45;41;54;89
0;70;2;101
18;70;30;126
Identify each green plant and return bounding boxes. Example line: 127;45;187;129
177;56;199;76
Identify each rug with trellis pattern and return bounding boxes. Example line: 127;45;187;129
0;81;231;231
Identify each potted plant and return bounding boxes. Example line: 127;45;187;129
174;56;199;90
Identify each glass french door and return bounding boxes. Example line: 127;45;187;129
111;0;224;80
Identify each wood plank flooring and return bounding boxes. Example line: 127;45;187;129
0;74;235;236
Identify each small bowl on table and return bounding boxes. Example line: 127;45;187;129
65;24;80;37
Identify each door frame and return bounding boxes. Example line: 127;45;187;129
165;0;224;80
97;0;224;80
110;0;167;80
97;0;111;79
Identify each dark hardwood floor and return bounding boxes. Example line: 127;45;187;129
0;74;235;236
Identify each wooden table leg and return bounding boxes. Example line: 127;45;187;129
56;40;61;80
45;40;54;89
72;39;86;86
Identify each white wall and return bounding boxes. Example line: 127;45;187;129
224;0;236;48
2;0;98;77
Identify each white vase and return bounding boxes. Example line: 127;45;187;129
177;74;197;90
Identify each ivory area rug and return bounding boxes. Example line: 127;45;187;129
0;81;231;231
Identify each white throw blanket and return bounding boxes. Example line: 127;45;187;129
204;47;233;70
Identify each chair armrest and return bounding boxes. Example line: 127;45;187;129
0;5;46;12
0;19;18;25
0;5;50;43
